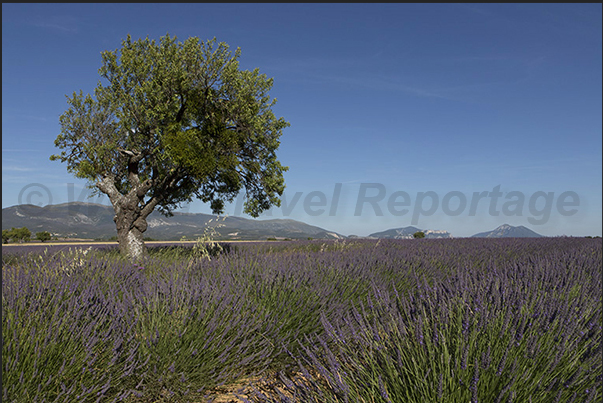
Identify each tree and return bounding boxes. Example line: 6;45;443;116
20;227;32;242
413;231;425;239
2;229;11;244
6;227;31;243
36;231;52;242
51;34;289;262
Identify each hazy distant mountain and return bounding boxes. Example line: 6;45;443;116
471;224;543;238
368;226;452;239
2;203;345;240
368;226;420;239
421;229;453;239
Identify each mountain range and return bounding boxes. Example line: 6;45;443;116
1;203;345;241
2;203;545;240
367;226;452;239
470;224;543;238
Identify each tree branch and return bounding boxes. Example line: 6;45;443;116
96;175;124;206
175;95;186;123
117;148;144;164
118;148;145;187
140;196;160;218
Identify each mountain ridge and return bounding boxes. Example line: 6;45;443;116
3;203;547;240
368;226;452;239
470;223;543;238
2;203;346;240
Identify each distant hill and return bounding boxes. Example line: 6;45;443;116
471;224;543;238
2;203;346;241
368;226;452;239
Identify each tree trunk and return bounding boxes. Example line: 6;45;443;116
97;173;159;263
117;225;147;263
113;199;150;263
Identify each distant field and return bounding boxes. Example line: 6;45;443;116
1;239;269;255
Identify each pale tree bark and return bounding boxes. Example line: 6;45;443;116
97;150;160;263
113;197;151;263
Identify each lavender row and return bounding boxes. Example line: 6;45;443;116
251;238;602;402
3;237;601;402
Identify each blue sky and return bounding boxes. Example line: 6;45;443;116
2;3;602;237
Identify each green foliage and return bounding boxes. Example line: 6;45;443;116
18;227;31;242
3;227;31;243
51;33;289;218
35;231;52;242
414;231;425;239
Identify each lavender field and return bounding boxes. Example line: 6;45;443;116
2;237;601;402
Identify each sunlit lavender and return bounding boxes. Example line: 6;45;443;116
3;237;601;402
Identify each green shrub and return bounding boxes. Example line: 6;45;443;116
3;227;31;243
36;231;52;242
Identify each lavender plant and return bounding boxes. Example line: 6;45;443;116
3;237;601;402
252;238;602;403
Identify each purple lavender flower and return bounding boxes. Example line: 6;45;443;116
461;344;469;370
471;358;479;403
497;347;509;376
438;372;443;400
378;375;391;402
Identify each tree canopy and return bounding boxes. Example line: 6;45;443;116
36;231;52;242
3;227;32;243
52;34;289;217
51;34;289;260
